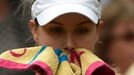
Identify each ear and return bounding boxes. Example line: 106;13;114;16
97;20;104;39
28;20;39;43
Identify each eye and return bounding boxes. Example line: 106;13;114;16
49;26;64;34
75;27;90;34
123;32;134;42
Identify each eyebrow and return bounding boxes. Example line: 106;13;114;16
76;20;94;26
49;21;63;26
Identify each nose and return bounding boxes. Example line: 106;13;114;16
63;36;75;51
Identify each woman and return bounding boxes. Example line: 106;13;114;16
28;0;108;74
95;1;134;75
0;0;115;75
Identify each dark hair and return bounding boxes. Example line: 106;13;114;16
35;18;39;27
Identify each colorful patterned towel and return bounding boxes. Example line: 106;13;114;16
0;46;115;75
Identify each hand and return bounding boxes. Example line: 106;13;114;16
35;72;43;75
32;66;47;75
34;70;47;75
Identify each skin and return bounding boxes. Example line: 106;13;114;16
107;20;134;74
119;0;134;5
0;0;10;21
29;13;103;75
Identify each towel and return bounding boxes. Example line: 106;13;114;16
0;45;115;75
